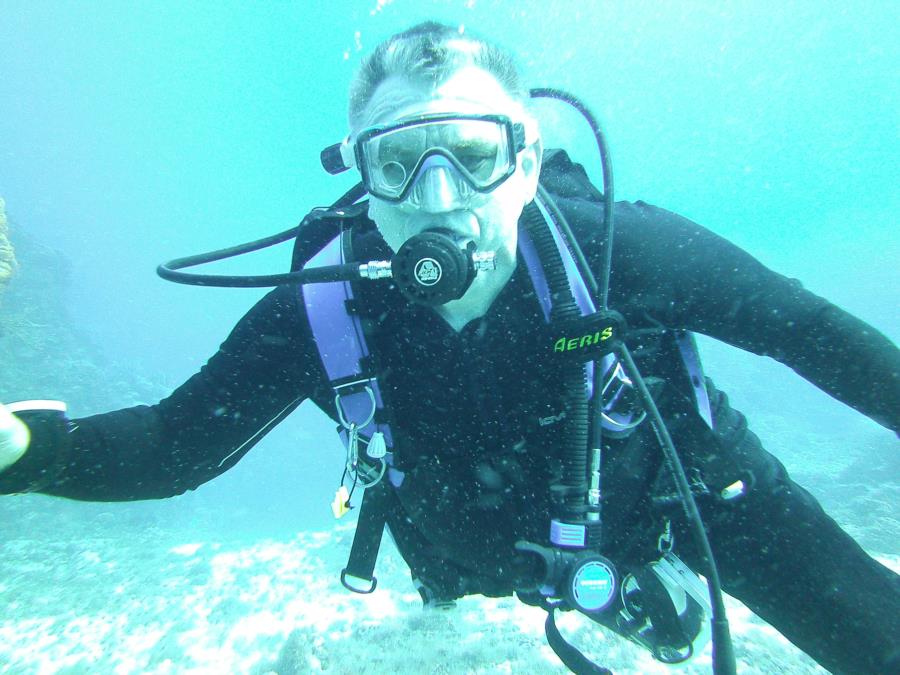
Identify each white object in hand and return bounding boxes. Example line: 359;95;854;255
0;403;31;471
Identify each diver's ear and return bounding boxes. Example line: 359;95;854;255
519;137;543;204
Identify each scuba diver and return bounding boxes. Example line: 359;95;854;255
1;21;898;675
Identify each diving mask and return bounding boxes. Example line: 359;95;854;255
322;114;529;202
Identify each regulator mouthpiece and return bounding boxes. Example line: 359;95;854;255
390;230;494;306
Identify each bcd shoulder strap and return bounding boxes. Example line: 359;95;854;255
300;220;403;593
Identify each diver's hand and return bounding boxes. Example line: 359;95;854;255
0;402;30;472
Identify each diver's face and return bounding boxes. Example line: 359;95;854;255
356;67;541;266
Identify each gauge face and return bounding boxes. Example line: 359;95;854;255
571;559;617;612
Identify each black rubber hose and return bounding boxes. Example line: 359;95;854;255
521;202;589;517
531;88;735;674
536;184;600;300
617;345;736;675
157;183;365;288
157;258;361;287
536;185;608;526
531;87;615;533
530;88;613;309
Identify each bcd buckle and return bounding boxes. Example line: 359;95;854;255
340;568;378;594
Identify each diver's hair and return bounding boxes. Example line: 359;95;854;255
349;22;528;129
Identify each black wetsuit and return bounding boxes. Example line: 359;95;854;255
3;151;898;674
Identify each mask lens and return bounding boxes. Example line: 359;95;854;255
365;126;426;198
440;119;508;186
359;116;515;201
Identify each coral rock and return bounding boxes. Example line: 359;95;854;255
0;197;17;298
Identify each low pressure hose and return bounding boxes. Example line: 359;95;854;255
521;202;591;525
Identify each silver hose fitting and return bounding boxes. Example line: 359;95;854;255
472;251;496;272
359;261;393;280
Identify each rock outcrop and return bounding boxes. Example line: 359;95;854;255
0;198;16;300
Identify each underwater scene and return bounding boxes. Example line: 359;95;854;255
0;1;897;673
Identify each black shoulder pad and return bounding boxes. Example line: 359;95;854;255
539;148;604;202
290;201;374;272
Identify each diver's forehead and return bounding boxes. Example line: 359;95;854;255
357;66;524;130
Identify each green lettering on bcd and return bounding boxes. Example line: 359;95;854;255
553;326;614;353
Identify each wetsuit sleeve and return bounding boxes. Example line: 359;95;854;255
0;285;324;500
610;200;900;433
541;150;899;432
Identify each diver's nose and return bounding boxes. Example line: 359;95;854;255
408;156;472;212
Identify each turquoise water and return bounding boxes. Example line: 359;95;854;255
0;2;897;672
2;1;896;371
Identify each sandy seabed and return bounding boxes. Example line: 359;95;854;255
3;518;886;675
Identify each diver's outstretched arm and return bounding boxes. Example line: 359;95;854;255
0;285;321;501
